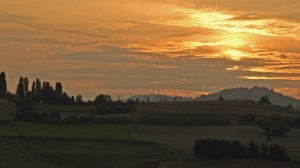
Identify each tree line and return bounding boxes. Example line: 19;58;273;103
0;72;84;104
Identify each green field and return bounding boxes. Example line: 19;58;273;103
0;122;183;168
0;138;181;168
0;122;138;140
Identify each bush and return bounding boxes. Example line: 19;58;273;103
50;111;61;120
237;114;256;124
17;111;48;122
64;115;78;124
79;116;98;124
194;139;291;162
259;115;291;137
261;143;269;158
248;141;260;158
268;144;290;161
194;139;246;159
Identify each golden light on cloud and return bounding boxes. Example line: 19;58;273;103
224;49;246;60
1;0;300;99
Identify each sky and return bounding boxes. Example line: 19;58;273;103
0;0;300;99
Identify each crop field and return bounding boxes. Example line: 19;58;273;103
133;125;300;161
137;102;300;125
0;122;138;140
0;138;181;168
0;121;183;168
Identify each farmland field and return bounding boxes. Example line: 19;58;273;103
0;138;181;168
137;102;300;125
0;122;138;140
1;101;300;167
133;125;300;161
0;121;182;168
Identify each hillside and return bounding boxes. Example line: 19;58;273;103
197;86;300;107
137;101;300;126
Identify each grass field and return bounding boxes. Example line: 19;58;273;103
0;122;183;168
0;138;181;168
0;122;138;140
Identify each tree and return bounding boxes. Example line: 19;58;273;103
31;81;36;98
55;82;63;96
248;141;260;158
259;115;291;137
0;72;7;98
94;94;112;105
61;92;71;104
23;77;29;95
35;78;41;101
268;144;290;161
40;81;55;103
70;96;75;104
76;94;83;104
218;96;225;101
259;95;271;104
16;76;25;97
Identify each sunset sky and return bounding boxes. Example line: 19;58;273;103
0;0;300;99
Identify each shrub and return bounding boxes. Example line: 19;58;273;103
17;111;48;122
259;115;291;137
194;139;291;162
248;141;260;158
194;139;246;159
261;143;269;158
79;116;97;124
64;115;78;124
268;144;290;161
50;111;61;120
237;114;256;124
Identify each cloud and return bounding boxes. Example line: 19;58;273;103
0;13;35;24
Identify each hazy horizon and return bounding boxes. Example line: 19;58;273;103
1;0;300;99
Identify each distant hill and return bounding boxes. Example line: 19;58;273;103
130;94;194;102
197;86;300;107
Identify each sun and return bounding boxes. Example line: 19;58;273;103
224;49;246;60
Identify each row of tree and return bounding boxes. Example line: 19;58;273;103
0;72;84;104
194;139;291;161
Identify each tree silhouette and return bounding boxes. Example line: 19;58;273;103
35;78;41;101
24;77;29;95
40;81;55;103
94;94;112;105
31;81;36;98
55;82;63;96
70;96;75;104
0;72;7;98
76;94;83;104
16;76;25;97
259;95;271;104
218;96;225;101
